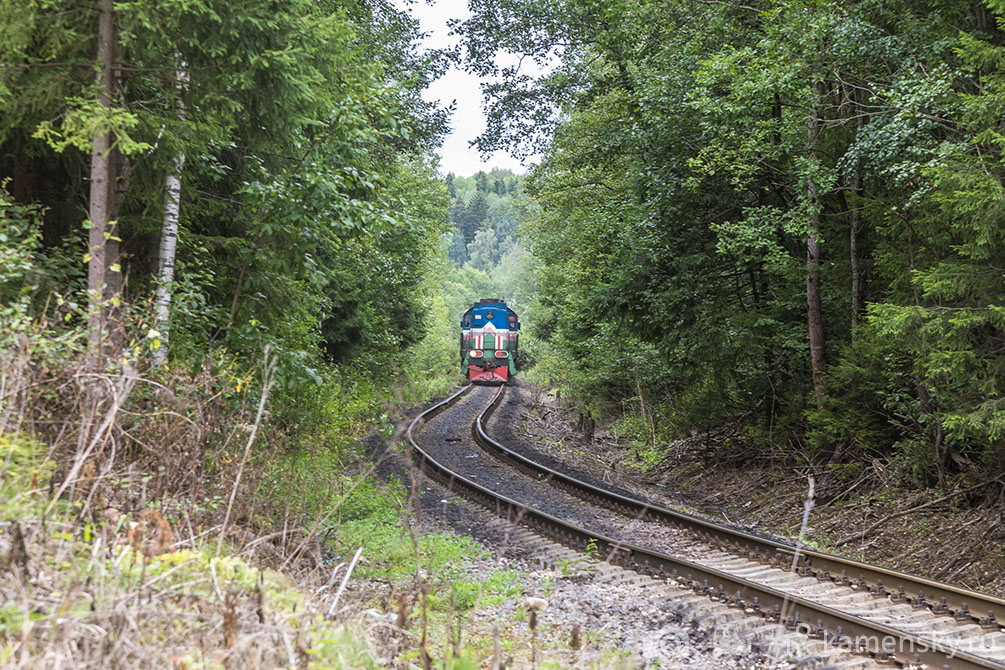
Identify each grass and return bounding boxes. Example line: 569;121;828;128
2;364;677;669
0;435;392;669
1;359;508;669
447;568;523;610
315;474;523;613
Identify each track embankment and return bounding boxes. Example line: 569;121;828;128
405;384;1005;670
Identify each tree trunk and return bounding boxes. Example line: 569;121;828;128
806;86;827;410
849;109;864;338
807;218;826;408
105;147;128;353
153;154;184;366
152;61;189;367
105;48;132;310
848;177;861;335
85;0;115;371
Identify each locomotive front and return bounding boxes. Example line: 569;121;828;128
460;298;519;384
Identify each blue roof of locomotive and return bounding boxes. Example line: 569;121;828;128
461;299;519;330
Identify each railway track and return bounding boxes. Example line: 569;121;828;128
406;384;1005;669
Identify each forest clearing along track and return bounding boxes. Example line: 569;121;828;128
406;384;1005;670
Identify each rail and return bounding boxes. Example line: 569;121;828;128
404;384;1005;670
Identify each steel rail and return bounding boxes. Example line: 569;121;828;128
475;385;1005;635
406;385;1005;670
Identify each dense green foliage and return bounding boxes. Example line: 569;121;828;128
444;169;523;267
0;0;457;433
6;0;1005;498
460;0;1005;486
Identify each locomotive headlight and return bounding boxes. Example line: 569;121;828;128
470;350;483;358
494;350;509;358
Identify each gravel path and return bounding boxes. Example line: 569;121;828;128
477;385;1005;665
403;448;774;667
487;385;647;501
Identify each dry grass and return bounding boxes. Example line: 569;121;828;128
0;330;393;669
0;513;379;669
1;324;660;670
0;436;389;669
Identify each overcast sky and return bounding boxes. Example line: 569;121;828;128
397;0;539;177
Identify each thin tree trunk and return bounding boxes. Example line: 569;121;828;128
106;49;133;311
807;218;826;407
848;186;861;333
849;111;864;338
105;147;127;354
806;85;827;410
153;154;184;366
152;61;188;366
86;0;114;371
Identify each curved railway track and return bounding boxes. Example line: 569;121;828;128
406;384;1005;670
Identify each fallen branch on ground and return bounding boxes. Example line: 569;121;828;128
834;477;1003;547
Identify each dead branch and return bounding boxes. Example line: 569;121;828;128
834;477;1003;547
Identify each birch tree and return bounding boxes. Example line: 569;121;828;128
152;63;188;367
152;155;183;367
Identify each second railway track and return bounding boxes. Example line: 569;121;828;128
406;383;1005;669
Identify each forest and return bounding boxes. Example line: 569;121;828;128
462;0;1005;492
2;0;1005;666
2;0;461;455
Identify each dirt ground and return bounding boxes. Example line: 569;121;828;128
509;384;1005;598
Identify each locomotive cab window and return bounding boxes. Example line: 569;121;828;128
463;315;471;327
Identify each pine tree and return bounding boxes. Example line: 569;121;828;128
461;191;489;245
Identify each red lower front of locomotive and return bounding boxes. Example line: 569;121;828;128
467;362;509;384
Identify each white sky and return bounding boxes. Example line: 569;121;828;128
396;0;539;177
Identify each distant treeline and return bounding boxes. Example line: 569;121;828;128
444;169;524;270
